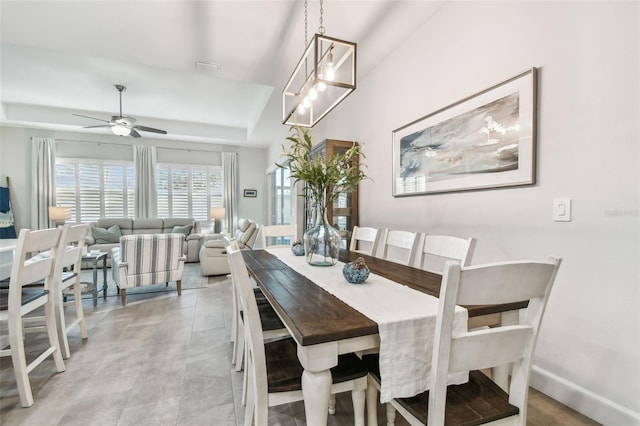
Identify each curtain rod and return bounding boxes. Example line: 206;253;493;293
54;138;230;154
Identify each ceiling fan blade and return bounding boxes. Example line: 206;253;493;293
134;125;167;135
84;124;113;129
130;129;142;138
73;113;110;123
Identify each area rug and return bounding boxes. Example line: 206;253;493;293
75;263;229;300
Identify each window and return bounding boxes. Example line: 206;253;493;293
55;159;135;223
157;164;223;220
267;166;293;246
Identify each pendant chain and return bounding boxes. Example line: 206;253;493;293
318;0;325;35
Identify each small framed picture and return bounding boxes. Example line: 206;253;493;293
243;189;257;198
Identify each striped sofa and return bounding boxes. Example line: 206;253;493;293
111;233;186;305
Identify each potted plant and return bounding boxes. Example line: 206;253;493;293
277;124;367;266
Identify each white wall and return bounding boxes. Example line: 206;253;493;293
0;126;269;230
307;1;638;424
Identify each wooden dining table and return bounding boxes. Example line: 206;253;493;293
242;248;527;426
0;238;17;280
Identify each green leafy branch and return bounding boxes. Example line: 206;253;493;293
276;124;367;209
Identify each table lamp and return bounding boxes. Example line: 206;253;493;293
210;207;226;234
48;206;71;228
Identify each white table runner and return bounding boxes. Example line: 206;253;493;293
266;248;468;403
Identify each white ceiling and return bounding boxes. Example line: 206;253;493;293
0;0;444;147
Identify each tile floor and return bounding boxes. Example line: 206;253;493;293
0;278;600;425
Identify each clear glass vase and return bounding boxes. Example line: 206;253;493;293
304;201;340;266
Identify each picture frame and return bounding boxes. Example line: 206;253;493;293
243;189;257;198
392;68;537;196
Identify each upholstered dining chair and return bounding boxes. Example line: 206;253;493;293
349;226;381;256
0;227;67;407
259;224;296;248
379;229;420;266
366;257;562;426
415;234;476;273
227;244;368;426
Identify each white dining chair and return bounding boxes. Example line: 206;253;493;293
226;237;290;407
53;224;90;359
415;234;476;273
0;227;67;407
259;224;296;248
379;229;420;266
227;244;368;426
366;257;562;426
349;226;380;256
23;224;90;360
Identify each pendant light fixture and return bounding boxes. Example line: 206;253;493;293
282;0;357;127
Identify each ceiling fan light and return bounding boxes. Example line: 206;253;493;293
112;124;131;136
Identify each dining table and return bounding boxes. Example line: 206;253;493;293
0;238;17;280
242;248;526;426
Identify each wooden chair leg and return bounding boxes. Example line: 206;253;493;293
329;394;336;414
54;289;71;360
45;297;66;373
9;315;34;407
366;378;379;426
351;389;366;426
74;281;88;339
177;280;182;296
120;289;126;306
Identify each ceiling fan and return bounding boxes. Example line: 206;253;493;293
73;84;167;138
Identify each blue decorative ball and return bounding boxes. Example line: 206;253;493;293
342;261;370;284
291;243;305;256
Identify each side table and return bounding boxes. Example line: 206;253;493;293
81;251;109;306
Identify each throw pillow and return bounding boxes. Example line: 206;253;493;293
91;224;122;244
171;224;192;237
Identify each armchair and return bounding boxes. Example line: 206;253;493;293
199;217;259;276
111;233;185;305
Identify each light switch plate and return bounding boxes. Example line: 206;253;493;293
553;198;571;222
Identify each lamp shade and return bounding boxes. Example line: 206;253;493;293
210;207;226;220
49;206;71;221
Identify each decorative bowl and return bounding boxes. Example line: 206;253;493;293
342;257;370;284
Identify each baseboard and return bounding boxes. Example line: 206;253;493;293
530;365;640;426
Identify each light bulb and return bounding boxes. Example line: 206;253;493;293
297;104;306;114
112;124;131;136
308;86;318;100
325;63;335;81
302;97;311;108
317;79;327;92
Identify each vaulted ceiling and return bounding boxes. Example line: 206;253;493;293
0;1;444;147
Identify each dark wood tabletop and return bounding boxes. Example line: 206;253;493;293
242;249;527;347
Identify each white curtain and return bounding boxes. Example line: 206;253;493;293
134;145;157;218
31;137;56;230
223;152;237;232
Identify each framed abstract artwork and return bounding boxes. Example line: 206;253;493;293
392;68;537;196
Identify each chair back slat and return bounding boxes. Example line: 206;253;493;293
380;229;419;266
455;261;558;306
449;325;533;372
418;234;476;273
260;224;296;248
349;226;380;256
